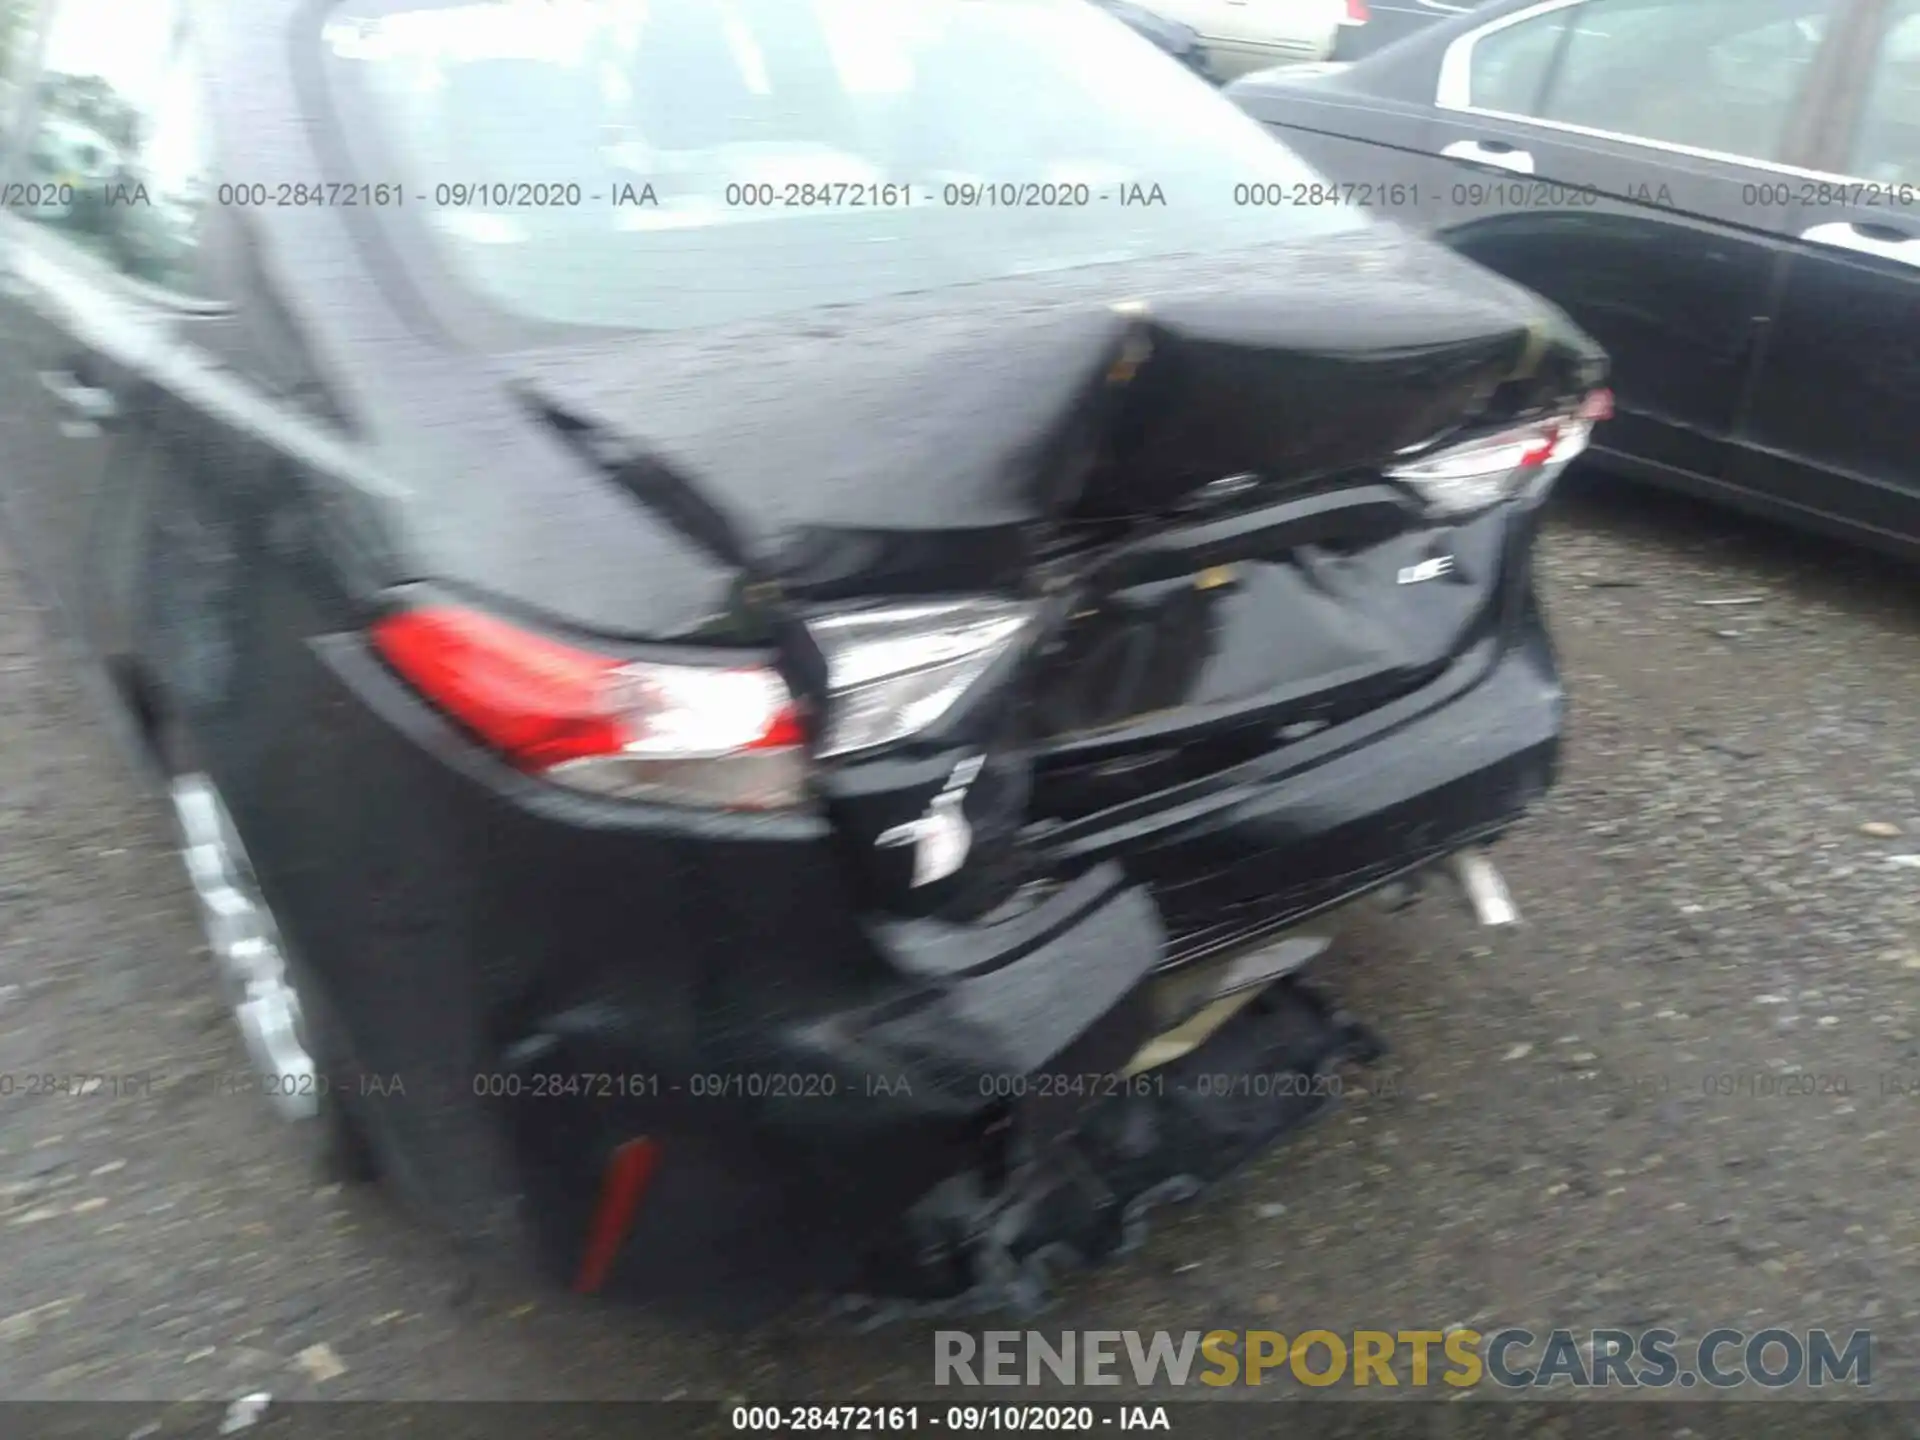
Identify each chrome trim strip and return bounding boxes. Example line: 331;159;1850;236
1440;105;1869;183
1204;35;1323;57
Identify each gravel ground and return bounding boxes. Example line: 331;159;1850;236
1;471;1918;1402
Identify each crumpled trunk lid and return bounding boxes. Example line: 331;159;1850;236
509;226;1600;601
514;225;1602;925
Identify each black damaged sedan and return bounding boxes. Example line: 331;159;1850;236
0;0;1606;1314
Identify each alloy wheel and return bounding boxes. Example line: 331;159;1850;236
169;772;320;1121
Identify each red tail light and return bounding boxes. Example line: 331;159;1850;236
1346;0;1369;20
370;604;807;809
371;606;625;770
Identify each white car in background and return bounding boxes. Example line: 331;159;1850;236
1132;0;1362;78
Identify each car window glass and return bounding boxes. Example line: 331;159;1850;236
1536;0;1838;160
325;0;1364;334
1466;7;1572;115
1849;2;1920;184
16;0;213;296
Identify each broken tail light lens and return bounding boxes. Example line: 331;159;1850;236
1386;388;1611;518
809;598;1037;757
370;605;807;810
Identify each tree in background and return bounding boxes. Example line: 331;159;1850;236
0;0;35;139
0;0;31;71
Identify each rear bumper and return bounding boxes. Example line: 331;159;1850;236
278;589;1561;1310
1201;32;1339;80
1040;606;1563;967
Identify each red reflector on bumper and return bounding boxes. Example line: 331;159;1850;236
573;1137;661;1294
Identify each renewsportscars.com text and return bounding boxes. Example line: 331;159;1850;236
934;1328;1872;1389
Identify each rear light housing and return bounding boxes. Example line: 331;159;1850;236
369;596;1038;808
370;605;807;811
808;598;1036;757
1344;0;1369;22
1386;388;1611;518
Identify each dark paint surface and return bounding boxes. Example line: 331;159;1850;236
508;225;1593;609
0;0;1602;1308
1230;0;1920;557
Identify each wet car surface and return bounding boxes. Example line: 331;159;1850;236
2;0;1918;1409
3;475;1919;1398
0;0;1609;1315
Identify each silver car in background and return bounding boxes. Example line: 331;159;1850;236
1131;0;1358;78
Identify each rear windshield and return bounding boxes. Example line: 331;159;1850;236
320;0;1363;333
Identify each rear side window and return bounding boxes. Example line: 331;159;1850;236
1462;0;1839;163
1466;9;1571;115
1849;2;1920;184
1542;0;1838;160
15;0;214;295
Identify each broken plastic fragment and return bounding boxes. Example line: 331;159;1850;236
840;980;1381;1323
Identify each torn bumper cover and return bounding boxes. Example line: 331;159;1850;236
428;611;1558;1313
849;979;1383;1322
493;861;1388;1316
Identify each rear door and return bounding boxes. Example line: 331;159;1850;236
1732;0;1920;549
1417;0;1850;482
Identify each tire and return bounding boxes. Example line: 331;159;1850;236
316;1079;382;1184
